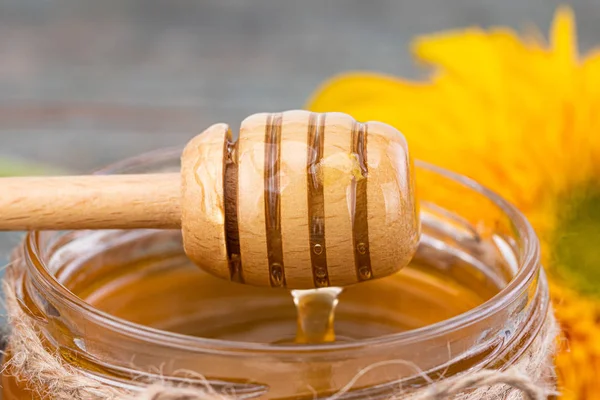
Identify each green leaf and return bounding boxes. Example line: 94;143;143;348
554;186;600;297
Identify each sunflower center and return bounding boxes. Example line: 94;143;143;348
554;187;600;297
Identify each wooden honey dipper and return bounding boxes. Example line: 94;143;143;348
0;110;420;289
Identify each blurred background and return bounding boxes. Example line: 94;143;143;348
3;0;599;170
0;0;598;258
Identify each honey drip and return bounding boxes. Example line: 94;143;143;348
292;287;343;344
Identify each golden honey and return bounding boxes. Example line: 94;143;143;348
2;242;499;399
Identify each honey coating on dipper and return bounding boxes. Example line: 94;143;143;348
181;110;420;289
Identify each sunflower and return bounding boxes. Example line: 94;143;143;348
306;6;600;400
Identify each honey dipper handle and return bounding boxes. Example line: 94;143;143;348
0;173;181;230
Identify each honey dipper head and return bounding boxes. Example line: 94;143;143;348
181;110;420;289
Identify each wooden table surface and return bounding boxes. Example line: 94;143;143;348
1;0;598;172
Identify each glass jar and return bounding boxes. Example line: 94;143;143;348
1;149;550;399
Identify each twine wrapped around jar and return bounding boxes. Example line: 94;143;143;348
2;259;559;400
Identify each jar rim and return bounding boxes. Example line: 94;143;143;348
23;148;542;354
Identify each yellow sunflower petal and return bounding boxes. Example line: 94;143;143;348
579;50;600;176
551;282;600;400
551;6;578;67
307;72;431;125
